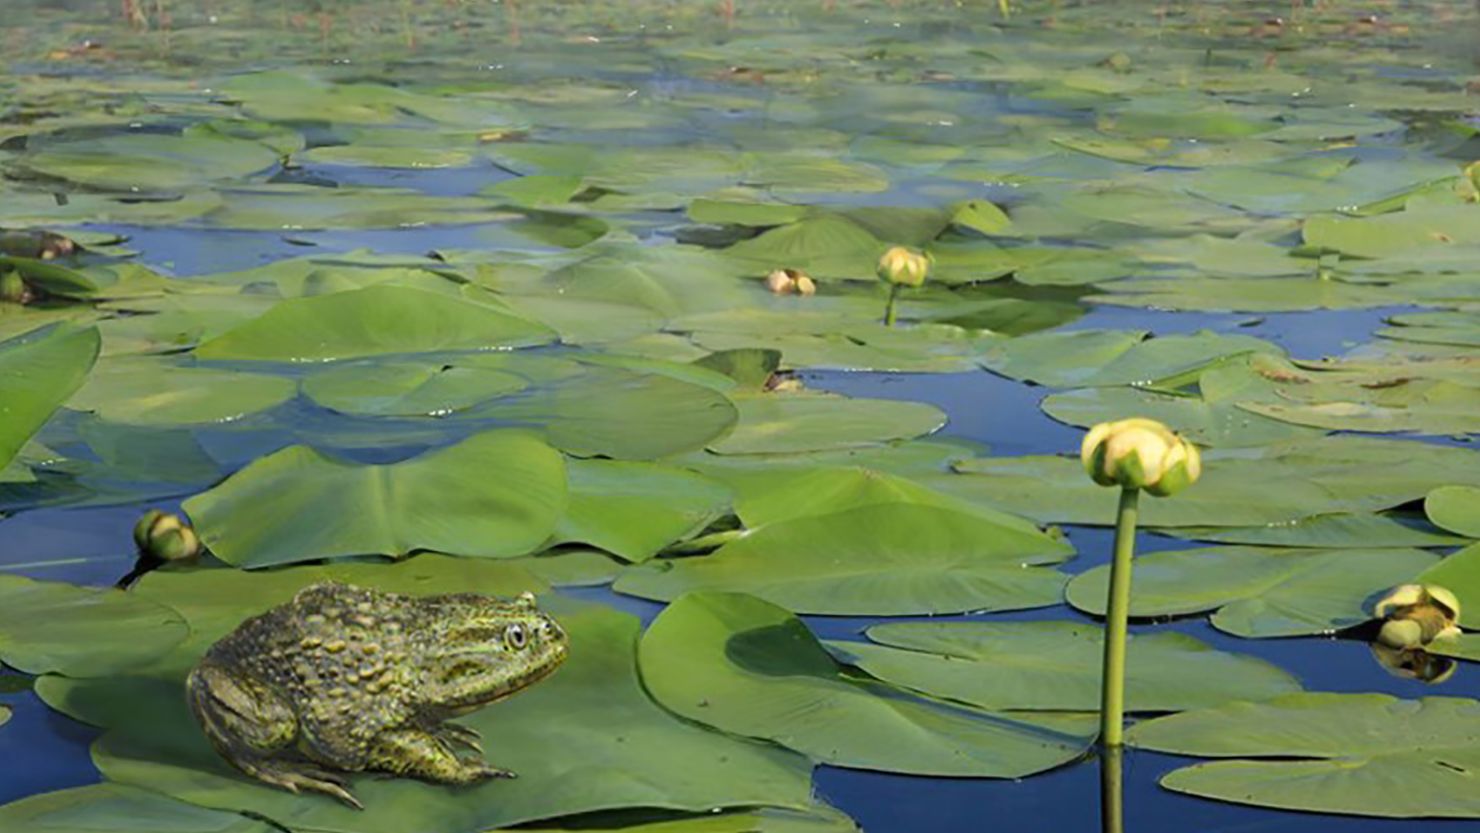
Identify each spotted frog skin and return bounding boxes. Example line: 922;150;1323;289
186;582;568;808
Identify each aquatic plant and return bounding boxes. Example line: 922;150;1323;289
1081;417;1201;746
876;245;929;327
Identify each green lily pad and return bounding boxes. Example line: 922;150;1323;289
1416;542;1480;630
1426;486;1480;538
301;360;528;417
616;503;1070;616
0;573;187;676
1065;546;1440;637
0;783;277;833
14;126;280;192
555;460;731;563
1041;384;1321;448
1166;512;1467;549
194;285;556;361
1430;633;1480;664
68;358;297;426
40;563;816;831
638;591;1095;777
203;185;512;231
0;323;100;471
183;430;567;568
722;216;887;280
708;392;945;455
524;806;858;833
1128;693;1480;818
830;621;1300;712
980;329;1278;388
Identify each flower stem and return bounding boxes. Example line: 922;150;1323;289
1099;744;1123;833
1100;486;1139;747
883;283;902;327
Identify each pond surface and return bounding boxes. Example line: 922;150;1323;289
2;2;1480;832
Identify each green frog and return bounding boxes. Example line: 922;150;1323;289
186;582;568;809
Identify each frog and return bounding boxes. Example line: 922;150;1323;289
186;582;568;809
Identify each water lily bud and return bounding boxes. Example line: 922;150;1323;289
877;246;930;287
1081;417;1202;495
134;510;202;562
794;274;817;296
765;269;795;294
1370;643;1457;684
1373;583;1461;649
0;270;31;304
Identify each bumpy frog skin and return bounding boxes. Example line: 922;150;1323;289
186;582;568;808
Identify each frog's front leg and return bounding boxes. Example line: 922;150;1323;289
367;726;514;785
187;660;363;809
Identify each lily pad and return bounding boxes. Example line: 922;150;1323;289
0;783;277;833
1167;512;1467;549
301;360;528;417
979;329;1279;388
39;564;816;831
0;573;187;676
1129;693;1480;818
1416;542;1480;630
708;393;945;455
1426;486;1480;538
1065;546;1440;637
68;359;297;426
554;460;731;563
195;285;557;361
14;126;280;192
183;430;567;567
616;503;1071;616
0;324;100;471
638;591;1095;777
830;621;1300;712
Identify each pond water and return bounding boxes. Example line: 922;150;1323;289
2;2;1480;832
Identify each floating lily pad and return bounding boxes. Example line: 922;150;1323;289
1426;486;1480;539
0;783;277;833
554;460;731;563
830;621;1300;712
1166;512;1467;549
183;430;567;567
195;285;557;361
39;567;816;831
1129;693;1480;818
0;324;100;471
1065;546;1440;637
1416;542;1480;630
980;330;1279;388
0;573;187;676
638;591;1095;777
301;360;528;417
14;126;280;192
616;503;1070;616
68;359;297;426
524;805;858;833
709;393;945;455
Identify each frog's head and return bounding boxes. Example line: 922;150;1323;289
422;590;568;710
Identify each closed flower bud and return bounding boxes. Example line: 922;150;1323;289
1081;417;1202;496
133;510;202;562
765;269;796;294
877;246;930;287
794;274;817;295
0;270;30;304
1373;584;1461;649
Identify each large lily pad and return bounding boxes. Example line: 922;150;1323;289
37;560;816;831
1416;542;1480;630
0;324;100;471
1065;546;1440;637
708;393;945;455
14;127;281;192
554;460;731;562
0;574;187;676
616;503;1071;616
68;359;297;426
301;359;529;417
829;621;1300;713
1426;486;1480;539
195;285;556;361
0;784;278;833
1128;693;1480;818
183;430;567;567
638;591;1095;777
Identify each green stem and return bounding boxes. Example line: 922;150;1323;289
883;283;902;327
1100;744;1123;833
1100;486;1139;747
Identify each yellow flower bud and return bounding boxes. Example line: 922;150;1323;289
1080;418;1202;496
793;274;817;296
764;268;815;296
877;246;930;287
133;509;203;563
1372;584;1461;649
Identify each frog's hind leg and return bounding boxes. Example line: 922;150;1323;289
367;726;513;785
187;660;363;809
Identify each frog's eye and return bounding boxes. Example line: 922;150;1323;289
505;623;528;651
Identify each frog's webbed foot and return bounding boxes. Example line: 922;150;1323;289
430;722;483;755
240;758;364;810
368;727;515;786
